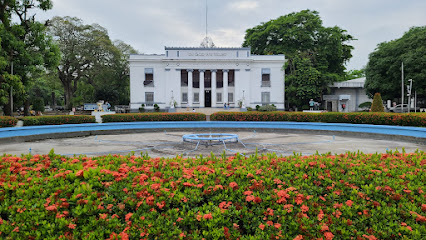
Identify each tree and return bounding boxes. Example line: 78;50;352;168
0;0;59;115
370;93;384;112
365;26;426;101
47;16;137;109
345;68;365;80
243;10;354;109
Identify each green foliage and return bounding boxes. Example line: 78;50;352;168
101;113;206;123
0;116;18;127
365;26;426;100
210;111;426;127
358;101;372;110
345;68;365;80
32;97;45;112
20;115;96;126
371;93;385;112
154;104;160;112
243;10;354;108
139;104;145;112
0;151;425;239
258;104;277;111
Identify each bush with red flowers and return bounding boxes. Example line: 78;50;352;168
101;112;206;123
210;111;426;127
19;115;96;126
0;116;17;127
0;150;425;239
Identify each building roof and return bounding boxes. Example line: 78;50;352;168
331;77;366;88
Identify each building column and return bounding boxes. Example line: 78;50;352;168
199;70;205;107
211;70;217;107
223;69;229;105
187;69;193;107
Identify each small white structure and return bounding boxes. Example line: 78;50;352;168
129;46;285;111
323;77;371;112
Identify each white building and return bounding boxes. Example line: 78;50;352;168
323;77;371;112
129;46;285;111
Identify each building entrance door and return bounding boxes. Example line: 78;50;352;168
205;90;211;107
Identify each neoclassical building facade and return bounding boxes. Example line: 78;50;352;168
129;47;285;111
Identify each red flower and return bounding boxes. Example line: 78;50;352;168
46;205;57;211
259;223;265;230
324;231;334;240
246;195;255;202
68;223;76;229
293;235;303;240
177;217;183;222
203;213;213;220
301;205;309;213
125;212;133;222
345;200;353;207
229;182;238;190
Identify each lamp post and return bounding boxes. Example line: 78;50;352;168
407;79;413;113
10;62;13;117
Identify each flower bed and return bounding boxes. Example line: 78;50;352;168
211;112;426;127
101;112;206;123
0;116;17;128
20;115;96;126
0;151;425;239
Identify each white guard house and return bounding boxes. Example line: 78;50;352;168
129;47;285;111
323;77;370;112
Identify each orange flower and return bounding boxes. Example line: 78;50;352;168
177;217;183;222
203;213;213;220
274;223;281;229
293;235;303;240
125;212;133;222
68;223;76;229
246;195;255;202
259;223;265;230
345;200;353;207
301;205;309;213
324;231;334;240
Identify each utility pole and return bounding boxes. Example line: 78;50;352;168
10;62;13;117
407;79;413;113
401;62;404;113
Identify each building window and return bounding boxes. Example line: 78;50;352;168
144;68;154;87
261;92;270;106
228;93;234;103
166;51;168;57
182;92;188;103
247;51;250;57
177;51;180;57
193;70;200;88
217;93;222;103
228;70;235;87
204;70;211;88
261;68;271;87
216;70;223;88
236;51;239;58
145;92;154;106
194;93;199;103
181;70;188;87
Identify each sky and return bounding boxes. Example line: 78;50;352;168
33;0;426;71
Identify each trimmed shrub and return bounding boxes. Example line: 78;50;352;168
20;115;96;126
101;112;206;123
0;116;18;127
371;93;385;112
258;104;277;112
32;97;45;112
210;111;426;127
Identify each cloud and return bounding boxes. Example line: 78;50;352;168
228;1;259;11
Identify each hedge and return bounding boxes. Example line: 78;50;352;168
211;111;426;127
101;112;206;123
0;116;18;127
0;151;425;239
20;115;96;126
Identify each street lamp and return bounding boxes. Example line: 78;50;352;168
407;79;413;112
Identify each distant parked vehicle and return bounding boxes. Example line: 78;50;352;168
388;104;420;113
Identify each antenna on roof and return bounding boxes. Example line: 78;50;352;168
200;0;215;48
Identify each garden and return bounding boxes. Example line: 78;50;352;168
0;150;425;239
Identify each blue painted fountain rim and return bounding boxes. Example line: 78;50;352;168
0;121;425;139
